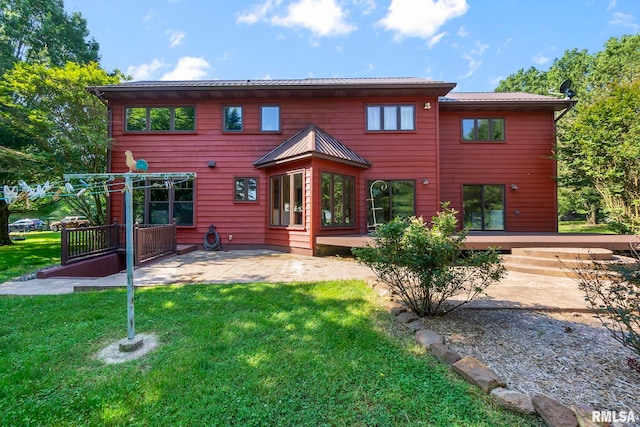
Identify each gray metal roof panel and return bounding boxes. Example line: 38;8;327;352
254;124;371;168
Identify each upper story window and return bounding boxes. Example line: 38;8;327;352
261;106;280;132
224;106;243;131
367;105;415;131
125;106;195;132
462;118;505;142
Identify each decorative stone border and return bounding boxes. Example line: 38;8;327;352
372;281;600;427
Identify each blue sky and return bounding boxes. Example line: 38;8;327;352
63;0;639;92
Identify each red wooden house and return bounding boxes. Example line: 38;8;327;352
87;78;573;255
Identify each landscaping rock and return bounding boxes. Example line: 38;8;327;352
531;394;578;427
429;342;462;365
451;356;506;393
404;320;427;332
396;311;419;324
385;301;407;316
490;387;536;414
415;329;445;349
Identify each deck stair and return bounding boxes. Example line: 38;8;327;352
502;247;619;278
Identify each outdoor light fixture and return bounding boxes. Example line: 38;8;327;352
207;160;216;168
422;179;430;185
510;184;519;190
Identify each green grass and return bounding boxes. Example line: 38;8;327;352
0;281;542;426
0;231;60;283
558;220;616;234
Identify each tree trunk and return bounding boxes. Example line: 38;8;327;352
587;209;598;225
0;200;13;246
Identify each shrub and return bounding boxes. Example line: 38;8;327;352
352;204;505;317
572;250;640;357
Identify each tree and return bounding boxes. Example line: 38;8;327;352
0;62;122;237
561;80;640;232
495;35;640;226
0;0;102;245
0;0;99;73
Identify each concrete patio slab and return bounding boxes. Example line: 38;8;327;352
0;249;590;311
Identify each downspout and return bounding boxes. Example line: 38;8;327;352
554;100;576;123
553;100;576;232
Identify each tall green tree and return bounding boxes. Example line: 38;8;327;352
0;62;122;228
560;80;640;232
0;0;102;245
495;35;640;229
0;0;99;73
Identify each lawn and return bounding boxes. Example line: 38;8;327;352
558;220;616;234
0;281;542;426
0;231;60;283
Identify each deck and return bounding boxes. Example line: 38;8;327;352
315;232;638;252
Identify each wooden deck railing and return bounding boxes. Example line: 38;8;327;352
61;221;177;266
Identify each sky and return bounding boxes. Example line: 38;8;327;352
63;0;639;92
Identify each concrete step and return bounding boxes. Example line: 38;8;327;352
503;247;628;278
510;247;613;261
502;254;595;270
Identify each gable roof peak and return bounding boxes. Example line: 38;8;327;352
254;123;371;169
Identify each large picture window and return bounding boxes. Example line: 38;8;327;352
367;179;415;229
132;178;195;226
270;171;304;227
462;118;505;142
125;106;195;132
463;184;505;231
367;105;415;131
321;172;355;227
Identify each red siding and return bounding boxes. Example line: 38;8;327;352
107;96;558;252
108;96;441;251
439;111;558;232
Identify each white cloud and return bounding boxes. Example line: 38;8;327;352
457;25;469;37
610;11;640;31
127;59;167;81
533;53;550;65
161;57;211;80
165;30;186;47
143;9;161;29
607;0;617;10
459;52;481;79
272;0;355;37
237;0;280;25
378;0;469;42
458;41;488;79
238;0;355;37
354;0;376;15
427;32;447;48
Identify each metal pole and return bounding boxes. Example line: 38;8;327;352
125;174;135;340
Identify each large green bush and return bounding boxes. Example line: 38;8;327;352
353;205;505;317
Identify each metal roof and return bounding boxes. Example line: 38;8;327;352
253;124;371;169
87;77;457;100
439;92;576;112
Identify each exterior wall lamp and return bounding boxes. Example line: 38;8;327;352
510;184;518;190
422;179;430;185
207;160;216;168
